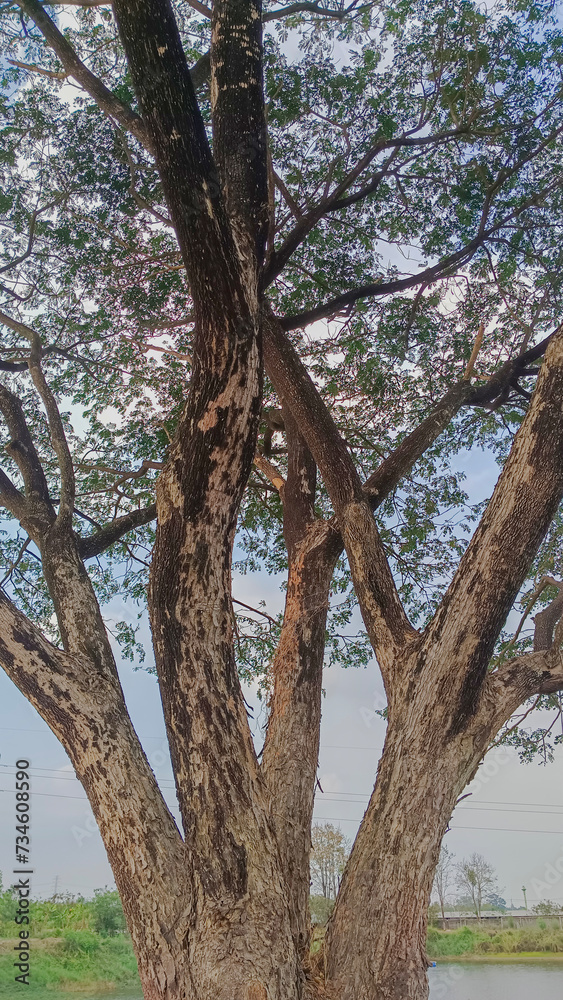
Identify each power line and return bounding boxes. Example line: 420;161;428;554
313;814;563;835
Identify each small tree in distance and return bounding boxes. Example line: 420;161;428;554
456;853;499;919
310;824;350;901
433;845;456;927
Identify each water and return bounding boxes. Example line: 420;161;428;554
429;961;563;999
2;964;562;999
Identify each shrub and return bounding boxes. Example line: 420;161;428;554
309;895;334;926
62;930;101;955
91;888;126;937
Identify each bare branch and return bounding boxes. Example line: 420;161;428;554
21;327;75;527
253;453;286;492
7;57;66;79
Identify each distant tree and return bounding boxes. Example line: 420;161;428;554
486;892;507;911
91;888;126;937
433;845;456;926
532;900;563;915
456;853;499;919
310;824;350;901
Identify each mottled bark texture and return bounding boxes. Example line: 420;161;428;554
5;1;563;999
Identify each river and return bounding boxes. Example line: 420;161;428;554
2;963;563;998
428;960;563;998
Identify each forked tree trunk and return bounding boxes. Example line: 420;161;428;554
7;4;563;1000
325;714;485;1000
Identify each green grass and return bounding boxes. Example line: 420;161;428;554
0;887;139;993
0;932;140;993
427;922;563;959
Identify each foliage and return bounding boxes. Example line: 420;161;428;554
0;883;124;939
427;922;563;957
1;1;563;751
91;887;127;937
310;823;350;900
533;899;563;915
309;894;335;926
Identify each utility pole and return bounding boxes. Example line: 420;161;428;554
52;875;59;900
522;885;528;912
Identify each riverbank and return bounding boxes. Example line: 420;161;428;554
428;923;563;960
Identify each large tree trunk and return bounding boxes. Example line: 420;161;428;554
324;697;486;999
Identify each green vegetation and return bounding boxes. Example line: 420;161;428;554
427;923;563;959
0;883;139;993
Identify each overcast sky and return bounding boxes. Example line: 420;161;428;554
2;445;563;908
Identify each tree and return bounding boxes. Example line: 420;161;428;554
433;845;456;927
2;0;563;998
455;854;498;919
310;823;350;901
532;900;563;915
91;888;127;937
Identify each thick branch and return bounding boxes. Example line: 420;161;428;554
425;328;563;732
481;648;563;734
262;516;340;955
533;584;563;651
16;0;152;152
364;380;474;502
263;308;415;671
280;406;316;557
0;586;190;991
0;467;29;523
78;503;157;559
0;382;53;516
211;0;269;264
25;329;75;527
280;234;486;330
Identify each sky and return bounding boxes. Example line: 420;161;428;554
1;446;563;910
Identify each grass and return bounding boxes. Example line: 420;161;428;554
0;886;140;993
427;922;563;959
0;932;140;994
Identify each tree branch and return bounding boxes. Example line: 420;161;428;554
210;0;269;263
253;453;286;491
24;329;75;528
482;648;563;735
263;307;415;672
279;172;563;331
7;56;66;79
0;467;29;524
424;328;563;730
16;0;153;152
0;382;53;515
78;504;157;559
265;126;472;285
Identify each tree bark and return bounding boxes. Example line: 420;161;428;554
262;412;340;958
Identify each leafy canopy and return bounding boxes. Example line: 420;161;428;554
1;0;563;749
